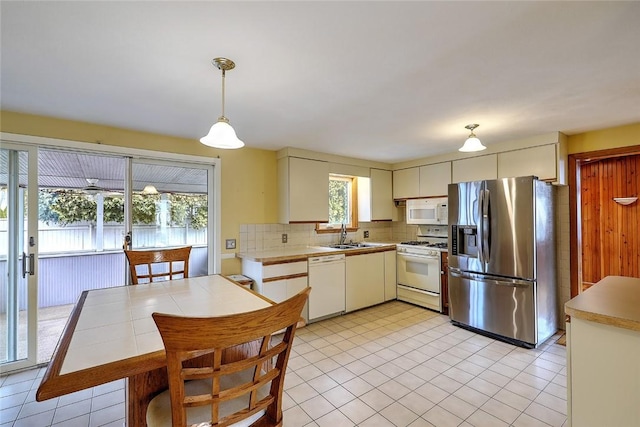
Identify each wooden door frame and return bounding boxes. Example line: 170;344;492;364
569;144;640;297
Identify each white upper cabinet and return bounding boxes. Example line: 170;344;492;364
359;169;394;221
452;155;498;183
393;167;419;199
278;157;329;223
370;169;393;220
498;144;557;181
419;162;452;197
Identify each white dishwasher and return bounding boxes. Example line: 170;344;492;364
308;253;346;321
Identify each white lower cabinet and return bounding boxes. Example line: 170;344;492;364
567;317;640;426
346;252;385;312
242;259;309;322
262;276;308;304
384;250;397;301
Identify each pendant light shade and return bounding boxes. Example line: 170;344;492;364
459;124;486;152
200;117;244;149
200;57;244;149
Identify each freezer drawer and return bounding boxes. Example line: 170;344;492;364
449;269;536;346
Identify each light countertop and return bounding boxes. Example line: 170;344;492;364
236;243;398;263
37;275;273;403
565;275;640;332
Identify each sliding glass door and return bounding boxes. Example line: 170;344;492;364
129;159;213;278
0;136;219;372
1;143;38;372
36;149;127;364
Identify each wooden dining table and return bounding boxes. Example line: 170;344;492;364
36;274;273;426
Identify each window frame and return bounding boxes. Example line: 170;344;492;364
316;174;359;234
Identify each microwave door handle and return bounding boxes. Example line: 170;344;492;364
482;189;490;264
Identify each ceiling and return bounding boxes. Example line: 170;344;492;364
1;149;208;193
1;1;639;164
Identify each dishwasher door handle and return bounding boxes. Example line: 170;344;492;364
309;255;346;264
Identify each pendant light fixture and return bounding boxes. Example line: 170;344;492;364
459;124;486;152
200;57;245;149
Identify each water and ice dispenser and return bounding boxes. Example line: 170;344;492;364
450;225;478;257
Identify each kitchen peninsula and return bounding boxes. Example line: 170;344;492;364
564;275;640;427
237;244;397;321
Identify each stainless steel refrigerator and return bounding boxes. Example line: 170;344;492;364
448;176;557;348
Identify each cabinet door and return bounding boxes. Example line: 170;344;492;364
279;157;329;223
498;144;557;181
419;162;452;197
370;169;393;220
440;252;449;315
346;253;385;312
262;279;287;303
286;276;308;296
452;155;497;183
393;168;419;199
287;276;309;322
384;250;397;301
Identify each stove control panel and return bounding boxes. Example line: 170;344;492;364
397;246;440;257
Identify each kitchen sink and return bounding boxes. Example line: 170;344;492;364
348;243;379;248
325;244;357;249
324;242;381;249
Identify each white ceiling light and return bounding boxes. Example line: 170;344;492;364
142;185;158;195
459;124;486;152
82;178;104;195
200;57;244;150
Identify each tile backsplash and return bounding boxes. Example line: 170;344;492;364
239;208;426;252
239;222;393;252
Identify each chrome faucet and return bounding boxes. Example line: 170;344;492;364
339;223;347;245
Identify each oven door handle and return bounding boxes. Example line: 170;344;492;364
397;253;439;261
397;284;439;297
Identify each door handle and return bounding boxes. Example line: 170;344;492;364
22;252;35;278
477;191;484;264
449;268;532;287
29;254;35;276
482;189;490;264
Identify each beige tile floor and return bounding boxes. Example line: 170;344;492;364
0;301;568;427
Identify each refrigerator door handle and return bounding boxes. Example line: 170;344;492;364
482;189;490;264
449;268;533;287
477;190;484;264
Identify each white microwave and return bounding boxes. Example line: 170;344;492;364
406;197;448;225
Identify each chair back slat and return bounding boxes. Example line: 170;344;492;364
152;287;310;427
124;246;192;284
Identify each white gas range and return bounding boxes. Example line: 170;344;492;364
396;230;448;312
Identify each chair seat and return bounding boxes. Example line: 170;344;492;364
146;368;269;427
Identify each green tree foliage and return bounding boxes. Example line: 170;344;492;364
329;179;349;225
37;189;207;228
169;194;208;230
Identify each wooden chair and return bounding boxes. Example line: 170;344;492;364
124;246;192;284
146;287;311;427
